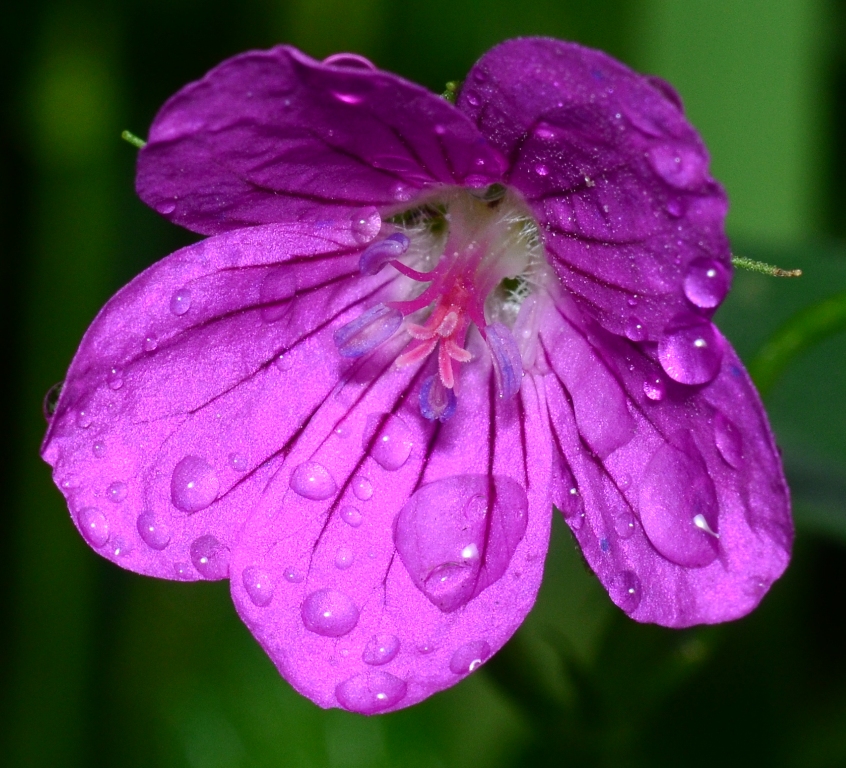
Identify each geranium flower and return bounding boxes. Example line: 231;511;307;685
42;38;792;714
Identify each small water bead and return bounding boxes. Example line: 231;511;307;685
417;642;434;654
60;476;80;490
76;409;93;428
290;461;337;500
658;315;723;385
714;412;744;468
173;562;193;580
111;537;131;558
350;206;382;244
170;288;192;316
614;511;637;539
351;476;373;501
335;671;407;714
136;512;171;550
340;506;363;527
449;640;491;675
648;145;706;189
275;352;294;372
627;295;639;307
190;535;230;579
683;258;729;309
364;413;414;471
107;367;124;390
301;588;359;637
143;335;158;352
228;452;248;472
609;570;642;613
284;566;304;583
465;92;481;107
259;267;297;322
332;90;364;105
666;199;683;217
43;382;62;420
242;566;274;607
560;487;585;529
534;163;549;177
624;316;647;341
158;200;177;215
643;377;666;401
334;547;355;570
390;183;412;202
77;507;109;548
170;455;220;513
107;481;127;503
362;634;400;666
92;441;106;458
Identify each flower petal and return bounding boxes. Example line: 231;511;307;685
229;332;552;712
138;46;507;235
535;293;791;626
41;222;405;580
458;38;730;341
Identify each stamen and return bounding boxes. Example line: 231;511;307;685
359;233;410;276
485;322;523;399
419;375;457;421
333;303;403;357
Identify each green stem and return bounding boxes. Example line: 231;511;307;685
732;255;802;278
121;129;146;148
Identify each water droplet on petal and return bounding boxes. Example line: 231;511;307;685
352;476;373;501
92;441;106;458
335;547;355;569
560;486;585;529
714;412;744;468
666;199;683;217
465;92;481;107
170;288;192;316
639;443;719;567
449;640;491;674
301;588;359;637
43;382;62;420
242;566;274;607
658;315;723;385
190;535;230;579
362;634;400;665
290;461;337;500
158;200;177;215
643;377;666;401
107;481;127;503
107;367;124;390
684;258;730;309
76;409;93;428
143;335;158;352
625;316;647;341
259;267;297;322
609;570;642;612
336;671;407;713
390;183;412;202
534;163;549;176
171;456;220;513
614;511;637;538
228;452;248;472
77;507;109;548
136;512;170;550
649;145;706;189
332;90;364;105
323;53;376;70
364;413;413;471
284;566;304;583
351;206;382;244
340;506;363;527
394;475;528;612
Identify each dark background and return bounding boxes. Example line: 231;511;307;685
3;1;846;766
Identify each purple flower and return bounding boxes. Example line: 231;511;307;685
42;39;792;713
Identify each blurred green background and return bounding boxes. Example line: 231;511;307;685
3;0;846;766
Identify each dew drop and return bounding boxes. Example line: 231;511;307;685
643;377;666;401
362;634;400;666
284;566;304;583
350;206;381;244
43;382;62;420
107;481;127;503
624;316;647;341
714;412;744;468
136;512;170;550
170;288;192;316
107;367;124;390
336;671;407;714
417;642;434;654
259;267;297;322
390;183;412;202
614;511;637;539
560;486;585;529
228;452;248;472
275;352;294;372
466;92;481;107
534;163;549;177
658;315;723;385
110;537;131;558
332;90;364;105
301;588;359;637
290;461;337;500
364;413;413;471
627;295;639;307
449;640;491;674
92;441;106;458
323;53;376;70
158;200;176;214
649;145;706;189
60;476;79;489
171;455;220;513
352;475;373;501
77;507;109;548
334;547;355;570
190;534;230;579
76;409;93;428
242;566;274;607
609;570;642;612
340;506;363;527
684;258;730;309
143;335;158;352
666;199;683;217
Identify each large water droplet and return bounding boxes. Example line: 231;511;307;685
290;461;337;500
449;640;491;674
362;634;400;666
340;506;363;527
43;382;62;420
364;413;413;471
394;474;528;612
639;443;720;567
658;315;723;385
78;507;109;548
136;512;170;550
609;570;642;613
107;481;127;503
242;566;274;607
352;476;373;501
323;53;376;70
335;671;406;714
171;456;220;513
170;288;192;316
158;200;177;215
684;258;729;309
714;412;744;468
259;267;297;323
334;547;355;569
350;206;381;244
301;588;359;637
614;511;637;538
190;535;230;579
649;145;706;189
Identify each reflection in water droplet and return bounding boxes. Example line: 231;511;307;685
335;547;355;570
643;377;666;401
171;456;220;513
136;512;170;550
684;258;729;309
107;481;127;503
610;570;642;612
362;634;400;666
290;461;337;500
284;566;304;583
242;566;274;607
364;413;414;471
449;640;491;674
78;507;109;548
301;588;359;637
351;206;381;244
336;671;407;714
658;316;723;385
190;535;230;579
170;288;192;316
352;476;373;501
714;412;744;468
